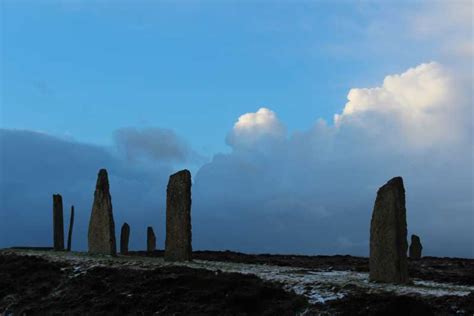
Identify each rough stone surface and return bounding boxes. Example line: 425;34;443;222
369;176;409;284
409;234;423;259
66;205;74;252
147;227;156;253
165;169;192;261
88;169;117;255
52;194;64;251
120;223;130;254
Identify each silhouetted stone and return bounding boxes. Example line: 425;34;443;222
88;169;117;255
165;169;192;261
409;234;423;259
120;223;130;254
53;194;64;251
66;205;74;251
147;226;156;253
369;176;409;284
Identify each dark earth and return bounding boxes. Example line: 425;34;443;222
1;249;473;315
0;252;306;315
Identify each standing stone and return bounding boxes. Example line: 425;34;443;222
53;194;64;251
165;169;192;261
120;223;130;254
88;169;117;255
66;205;75;251
369;176;409;284
409;234;423;259
147;226;156;253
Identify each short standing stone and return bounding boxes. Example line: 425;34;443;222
88;169;117;255
147;226;156;253
165;169;192;261
369;176;409;284
53;194;64;251
120;223;130;254
409;234;423;259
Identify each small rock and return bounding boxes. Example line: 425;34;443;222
409;234;423;259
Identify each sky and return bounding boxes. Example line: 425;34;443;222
0;0;473;257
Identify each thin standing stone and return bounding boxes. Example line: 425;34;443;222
66;205;74;251
53;194;64;251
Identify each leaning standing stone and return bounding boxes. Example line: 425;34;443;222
164;169;192;261
120;223;130;254
88;169;117;255
369;176;409;284
147;226;156;253
53;194;64;251
66;205;74;251
409;234;423;259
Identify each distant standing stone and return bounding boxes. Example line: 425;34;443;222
120;223;130;254
165;169;192;261
88;169;117;255
147;226;156;253
66;205;75;251
369;176;409;284
53;194;64;251
409;234;423;259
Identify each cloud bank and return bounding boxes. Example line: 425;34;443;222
0;129;173;251
193;62;472;257
1;62;472;257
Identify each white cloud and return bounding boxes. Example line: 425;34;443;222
226;107;286;149
334;62;465;149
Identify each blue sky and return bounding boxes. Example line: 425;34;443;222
2;1;433;153
1;1;473;257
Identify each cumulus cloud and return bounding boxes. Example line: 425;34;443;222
336;63;450;118
334;62;467;149
226;107;286;149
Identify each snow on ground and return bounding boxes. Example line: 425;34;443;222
6;250;474;305
176;259;474;304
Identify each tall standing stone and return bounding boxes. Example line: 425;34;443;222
409;234;423;259
369;176;409;284
66;205;75;251
53;194;64;251
120;223;130;254
165;169;192;261
147;226;156;253
88;169;117;255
